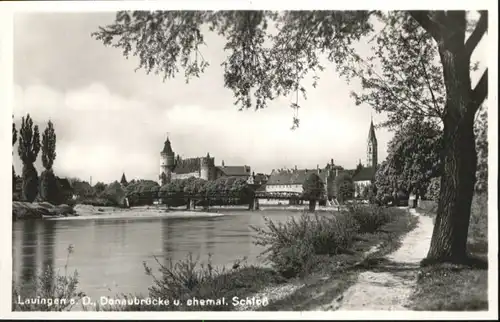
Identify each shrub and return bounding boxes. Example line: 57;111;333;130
104;254;283;311
251;213;359;277
346;204;393;234
12;245;85;312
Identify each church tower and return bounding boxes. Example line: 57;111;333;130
159;136;175;185
366;119;378;169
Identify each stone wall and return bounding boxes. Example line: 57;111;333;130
172;172;200;180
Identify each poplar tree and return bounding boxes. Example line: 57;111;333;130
18;114;41;202
40;120;59;204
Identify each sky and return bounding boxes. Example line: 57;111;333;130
12;12;487;184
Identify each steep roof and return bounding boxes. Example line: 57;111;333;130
352;166;376;182
217;165;251;177
174;157;200;174
267;168;330;185
161;137;174;154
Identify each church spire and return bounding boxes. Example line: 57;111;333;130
368;118;377;144
367;119;378;169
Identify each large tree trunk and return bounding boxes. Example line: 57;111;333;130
425;26;478;263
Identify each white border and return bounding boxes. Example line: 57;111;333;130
0;0;498;320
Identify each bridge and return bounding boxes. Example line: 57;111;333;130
126;187;332;209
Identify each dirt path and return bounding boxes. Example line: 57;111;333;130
317;208;434;311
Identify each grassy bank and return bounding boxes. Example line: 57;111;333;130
12;205;418;312
410;193;488;311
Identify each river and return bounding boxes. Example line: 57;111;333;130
12;209;304;300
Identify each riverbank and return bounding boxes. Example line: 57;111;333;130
12;201;77;221
12;202;228;221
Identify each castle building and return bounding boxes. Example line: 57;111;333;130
159;137;251;185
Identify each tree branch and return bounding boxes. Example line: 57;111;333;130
408;11;442;41
471;68;488;112
465;11;488;58
420;59;443;118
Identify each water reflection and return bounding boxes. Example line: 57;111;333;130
12;210;300;299
20;220;37;284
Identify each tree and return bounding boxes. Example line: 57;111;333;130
70;179;95;198
302;172;324;212
12;117;17;192
94;182;106;195
334;172;355;204
160;172;168;186
18;114;41;202
40;120;59;204
102;181;126;207
93;10;488;263
386;119;442;199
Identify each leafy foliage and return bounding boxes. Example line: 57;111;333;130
346;204;392;233
334;172;355;203
160;172;168;186
474;106;488;193
70;178;95;198
425;177;441;201
21;164;39;203
92;11;373;128
93;182;106;195
386;119;442;195
18;114;41;165
12;117;17;146
102;181;126;206
40;169;60;205
302;172;324;200
251;212;359;277
41;120;57;170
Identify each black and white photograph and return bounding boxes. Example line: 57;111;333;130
1;1;497;319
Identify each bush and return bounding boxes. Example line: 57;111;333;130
104;254;283;311
12;245;85;311
347;204;393;233
251;213;359;277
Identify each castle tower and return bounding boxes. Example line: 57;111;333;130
366;119;378;169
159;136;175;185
200;152;213;181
